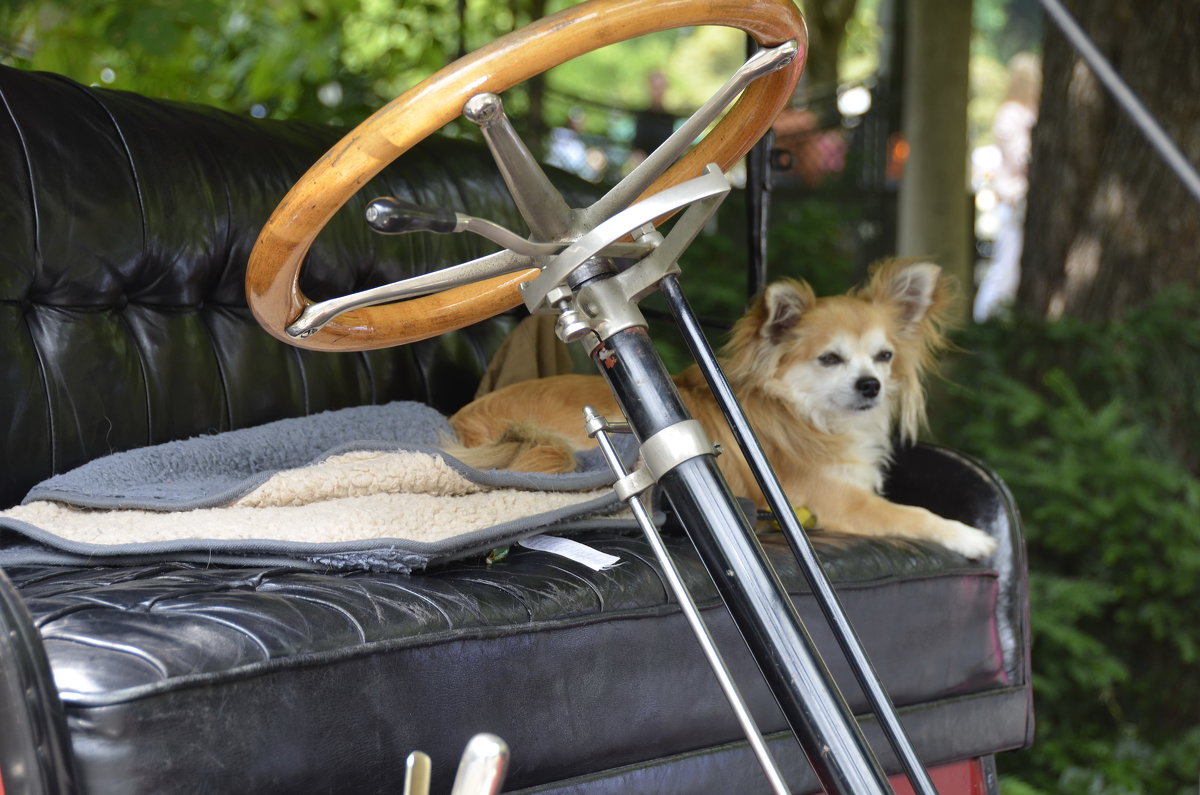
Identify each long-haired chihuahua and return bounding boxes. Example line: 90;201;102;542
450;260;996;559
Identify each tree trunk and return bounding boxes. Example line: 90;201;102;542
1020;0;1200;322
896;0;973;320
800;0;858;95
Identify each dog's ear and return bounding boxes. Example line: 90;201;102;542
870;261;942;326
863;260;958;443
761;280;815;342
724;279;816;381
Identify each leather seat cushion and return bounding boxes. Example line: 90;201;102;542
8;527;1019;794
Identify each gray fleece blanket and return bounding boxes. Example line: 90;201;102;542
0;402;639;573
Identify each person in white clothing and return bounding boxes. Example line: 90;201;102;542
975;53;1041;322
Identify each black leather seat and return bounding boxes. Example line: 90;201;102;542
0;65;1032;794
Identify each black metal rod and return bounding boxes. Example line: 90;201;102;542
659;273;938;795
745;37;772;300
592;325;890;795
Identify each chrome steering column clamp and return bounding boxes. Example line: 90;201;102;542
520;164;732;348
585;412;716;503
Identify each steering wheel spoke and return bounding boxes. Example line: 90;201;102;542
463;92;575;242
286;249;534;339
247;0;807;351
584;40;799;229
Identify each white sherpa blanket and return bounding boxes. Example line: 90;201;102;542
0;402;637;572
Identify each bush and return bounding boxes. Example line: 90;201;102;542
931;291;1200;793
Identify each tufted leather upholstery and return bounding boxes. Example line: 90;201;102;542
0;65;1032;794
0;66;528;510
1;443;1032;795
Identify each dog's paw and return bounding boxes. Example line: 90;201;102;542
938;520;998;560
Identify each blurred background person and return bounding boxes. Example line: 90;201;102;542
974;52;1041;322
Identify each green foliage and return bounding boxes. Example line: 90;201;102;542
766;196;861;296
933;291;1200;793
0;0;772;136
839;0;882;84
1;0;896;140
2;0;572;124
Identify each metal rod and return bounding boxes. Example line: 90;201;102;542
585;407;790;795
463;92;575;239
746;134;772;301
659;273;938;795
591;323;890;795
286;248;532;338
1037;0;1200;204
584;41;798;228
745;35;772;300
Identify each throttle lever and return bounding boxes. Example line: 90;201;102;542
366;196;459;235
365;195;563;257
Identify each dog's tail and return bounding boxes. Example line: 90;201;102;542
442;421;578;474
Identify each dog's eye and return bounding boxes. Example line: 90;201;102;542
817;352;843;367
875;350;894;363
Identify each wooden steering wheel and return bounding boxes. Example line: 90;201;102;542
246;0;806;352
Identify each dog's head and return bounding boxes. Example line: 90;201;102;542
723;260;955;441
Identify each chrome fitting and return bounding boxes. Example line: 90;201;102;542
639;420;713;481
462;92;504;127
608;419;715;502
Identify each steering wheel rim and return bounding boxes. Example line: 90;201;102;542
246;0;807;352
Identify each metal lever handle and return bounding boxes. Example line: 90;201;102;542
448;733;509;795
402;750;432;795
366;195;569;258
366;196;459;234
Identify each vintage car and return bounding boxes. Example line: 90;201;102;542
0;1;1032;792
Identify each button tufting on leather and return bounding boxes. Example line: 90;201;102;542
0;65;522;509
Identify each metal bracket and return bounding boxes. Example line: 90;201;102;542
640;419;713;480
522;164;730;319
586;412;715;502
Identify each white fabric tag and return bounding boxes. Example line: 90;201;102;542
518;535;622;571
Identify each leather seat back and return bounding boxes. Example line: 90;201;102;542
0;66;537;507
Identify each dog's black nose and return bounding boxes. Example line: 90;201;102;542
855;376;881;398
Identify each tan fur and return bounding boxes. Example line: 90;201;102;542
449;260;996;559
444;421;577;474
